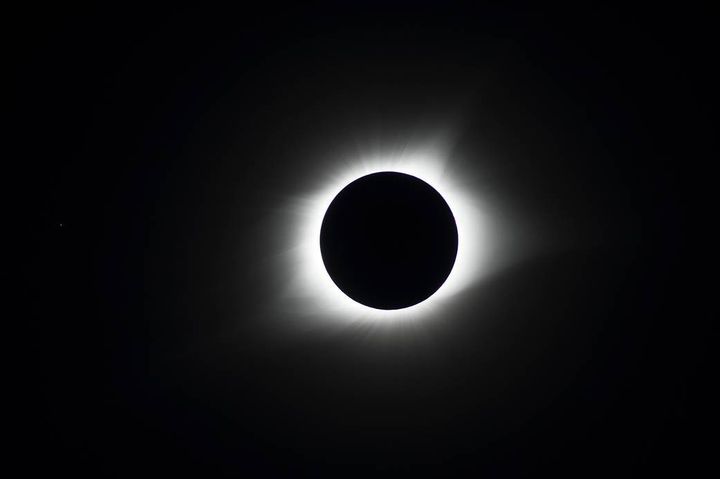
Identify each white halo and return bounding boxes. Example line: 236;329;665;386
276;147;494;328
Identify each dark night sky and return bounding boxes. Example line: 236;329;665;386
18;3;712;477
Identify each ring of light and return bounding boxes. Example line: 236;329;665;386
282;150;490;326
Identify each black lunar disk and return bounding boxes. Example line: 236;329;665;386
320;172;458;310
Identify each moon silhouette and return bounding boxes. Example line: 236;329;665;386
320;171;459;310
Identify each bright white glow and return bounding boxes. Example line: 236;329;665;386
274;145;497;329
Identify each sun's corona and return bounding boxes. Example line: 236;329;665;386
280;148;491;326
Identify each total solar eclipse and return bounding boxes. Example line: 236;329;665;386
320;171;458;310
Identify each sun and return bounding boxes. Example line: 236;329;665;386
276;146;493;328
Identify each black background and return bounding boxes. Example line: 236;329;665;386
18;3;712;477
